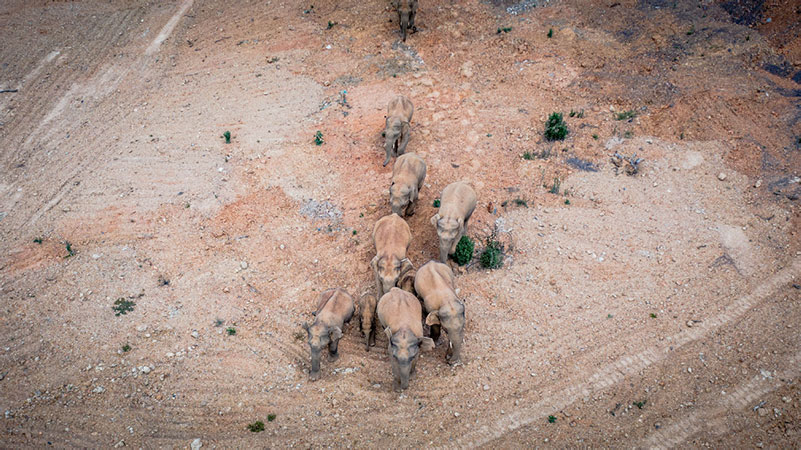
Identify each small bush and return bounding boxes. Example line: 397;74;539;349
548;177;561;195
592;133;599;140
453;236;474;266
248;421;265;432
327;21;336;30
33;237;43;244
569;109;584;118
314;131;324;146
633;400;647;409
522;152;534;160
267;414;277;422
480;236;504;269
564;199;570;205
121;344;131;352
433;199;441;208
112;298;136;316
64;241;75;259
214;318;224;327
497;26;512;34
548;415;556;423
615;110;637;121
547;28;553;38
226;327;237;336
514;198;528;207
544;112;568;141
222;131;231;144
649;313;657;319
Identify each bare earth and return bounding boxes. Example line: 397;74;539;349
1;0;800;447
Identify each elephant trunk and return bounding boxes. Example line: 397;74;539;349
309;348;322;380
439;239;453;263
400;12;409;41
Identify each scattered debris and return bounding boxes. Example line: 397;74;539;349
611;152;643;175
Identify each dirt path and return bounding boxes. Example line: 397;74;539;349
1;0;799;447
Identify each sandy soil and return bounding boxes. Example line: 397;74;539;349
1;0;800;447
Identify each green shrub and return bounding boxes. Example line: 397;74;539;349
248;421;265;432
433;199;441;208
480;237;504;269
453;236;474;266
314;131;324;146
267;414;277;422
615;110;637;121
226;327;237;336
544;112;568;141
222;131;231;144
547;28;553;38
112;298;135;316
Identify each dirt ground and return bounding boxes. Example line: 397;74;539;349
1;0;800;447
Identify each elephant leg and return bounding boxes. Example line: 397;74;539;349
430;324;441;343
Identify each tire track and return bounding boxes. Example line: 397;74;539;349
454;257;801;448
9;2;194;230
145;0;194;55
642;350;801;449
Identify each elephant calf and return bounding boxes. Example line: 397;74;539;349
303;288;355;381
358;293;378;351
383;95;413;166
414;261;466;364
395;0;418;42
431;181;477;262
377;287;434;391
372;213;413;299
390;153;426;217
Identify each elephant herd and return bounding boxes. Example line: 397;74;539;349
303;95;476;391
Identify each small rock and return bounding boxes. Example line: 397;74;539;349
92;386;105;393
191;331;199;339
686;321;693;327
460;61;474;78
717;173;727;181
191;438;202;450
279;244;285;250
758;407;768;417
453;412;460;417
114;440;125;448
483;384;489;391
136;325;148;332
240;261;248;269
754;179;762;188
782;396;791;403
140;366;151;374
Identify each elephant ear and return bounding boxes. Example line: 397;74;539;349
430;213;440;226
399;258;414;278
409;184;418;202
425;311;440;326
457;216;464;227
329;326;343;341
302;322;310;333
384;326;393;341
370;255;380;272
420;337;435;352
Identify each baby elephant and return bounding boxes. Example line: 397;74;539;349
377;287;435;391
383;95;413;166
303;288;355;381
414;261;466;364
395;0;418;42
358;293;378;351
390;153;426;217
431;181;477;263
372;213;414;298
